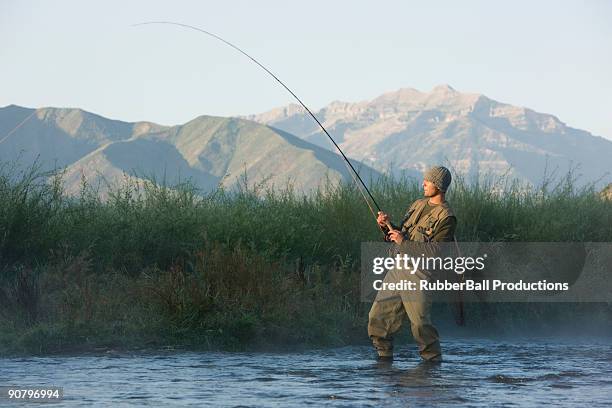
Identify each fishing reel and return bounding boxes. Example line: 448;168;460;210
381;222;407;243
382;225;392;242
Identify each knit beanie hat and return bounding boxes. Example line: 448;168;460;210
424;166;452;192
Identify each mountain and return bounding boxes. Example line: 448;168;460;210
245;85;612;187
0;105;381;196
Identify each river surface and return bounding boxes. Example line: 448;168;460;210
1;338;611;407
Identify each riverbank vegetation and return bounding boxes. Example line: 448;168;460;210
1;162;611;355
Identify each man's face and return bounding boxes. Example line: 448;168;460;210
422;179;439;197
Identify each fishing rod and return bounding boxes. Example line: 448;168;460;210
133;21;393;237
0;110;37;145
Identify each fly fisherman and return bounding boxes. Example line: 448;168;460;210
368;166;457;362
133;24;459;362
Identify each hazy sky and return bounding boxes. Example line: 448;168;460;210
1;0;611;139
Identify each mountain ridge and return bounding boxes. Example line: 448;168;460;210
245;85;611;187
3;83;611;194
0;105;381;197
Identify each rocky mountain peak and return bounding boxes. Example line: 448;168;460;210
247;86;612;188
432;84;457;94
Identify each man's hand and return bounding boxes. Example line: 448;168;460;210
377;211;390;227
387;229;404;244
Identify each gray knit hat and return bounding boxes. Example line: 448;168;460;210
423;166;452;192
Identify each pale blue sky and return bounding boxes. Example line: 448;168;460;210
1;0;611;139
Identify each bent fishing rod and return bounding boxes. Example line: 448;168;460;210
133;21;394;238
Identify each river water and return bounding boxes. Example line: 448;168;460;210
2;338;611;407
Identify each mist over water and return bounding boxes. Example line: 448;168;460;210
2;338;611;407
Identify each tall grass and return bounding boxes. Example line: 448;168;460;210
0;161;611;355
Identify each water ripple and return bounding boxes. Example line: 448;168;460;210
1;338;611;407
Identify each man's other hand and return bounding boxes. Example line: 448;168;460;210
387;229;404;244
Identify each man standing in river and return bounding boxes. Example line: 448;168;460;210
368;166;457;362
